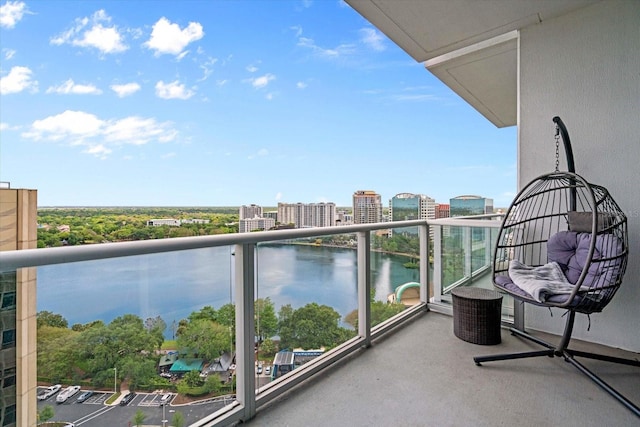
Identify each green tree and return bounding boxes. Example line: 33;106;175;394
183;370;203;388
188;305;217;322
176;319;231;361
37;310;68;329
204;374;224;393
255;297;277;343
217;303;235;328
281;303;354;350
277;304;295;350
38;405;54;422
145;315;167;349
171;411;186;427
120;357;158;391
260;337;277;356
37;326;79;381
132;409;146;426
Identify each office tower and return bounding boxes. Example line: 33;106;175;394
239;204;263;220
449;195;494;217
352;191;382;224
389;193;436;235
0;185;38;427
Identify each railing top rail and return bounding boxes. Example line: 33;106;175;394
0;215;503;270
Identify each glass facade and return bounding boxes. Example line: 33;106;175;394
0;272;17;427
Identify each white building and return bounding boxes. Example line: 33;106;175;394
239;217;275;233
277;202;336;228
239;204;263;220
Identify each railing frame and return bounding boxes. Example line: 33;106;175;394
1;216;504;426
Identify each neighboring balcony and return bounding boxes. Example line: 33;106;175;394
1;217;638;426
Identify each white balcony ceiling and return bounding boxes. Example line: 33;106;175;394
345;0;598;128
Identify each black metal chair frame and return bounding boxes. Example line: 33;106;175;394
473;117;640;417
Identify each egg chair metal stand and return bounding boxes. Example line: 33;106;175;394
473;117;639;417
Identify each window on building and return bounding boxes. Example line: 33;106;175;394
2;404;16;426
1;291;16;310
1;329;16;348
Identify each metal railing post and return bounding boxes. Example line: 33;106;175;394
419;223;429;303
357;231;371;346
432;225;443;302
235;243;256;421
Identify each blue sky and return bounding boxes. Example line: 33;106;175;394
0;0;516;208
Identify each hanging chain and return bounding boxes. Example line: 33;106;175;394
554;123;560;172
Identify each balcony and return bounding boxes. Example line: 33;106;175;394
2;217;639;426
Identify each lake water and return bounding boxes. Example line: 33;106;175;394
37;244;418;333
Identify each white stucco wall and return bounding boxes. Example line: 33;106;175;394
519;1;640;351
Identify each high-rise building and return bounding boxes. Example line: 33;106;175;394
336;210;353;226
435;204;450;219
239;204;263;220
239;217;276;233
352;191;382;224
0;185;38;427
449;195;494;217
389;193;436;235
277;202;336;228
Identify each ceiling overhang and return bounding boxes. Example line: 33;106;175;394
345;0;598;128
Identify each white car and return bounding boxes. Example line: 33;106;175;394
37;384;62;400
56;385;81;403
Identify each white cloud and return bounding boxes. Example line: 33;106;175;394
21;110;178;158
3;48;16;59
103;116;177;145
246;62;260;73
198;57;218;82
0;66;37;94
297;36;355;58
144;17;204;57
296;81;307;89
248;148;269;159
359;27;385;51
0;1;27;29
250;73;275;89
51;10;127;54
275;192;282;201
24;110;103;141
155;80;194;100
110;82;141;97
46;79;102;95
290;25;303;38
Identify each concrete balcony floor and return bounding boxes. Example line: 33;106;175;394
245;311;640;427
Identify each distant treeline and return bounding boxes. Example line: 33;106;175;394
37;207;242;247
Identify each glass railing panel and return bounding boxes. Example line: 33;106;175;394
34;247;237;426
434;222;514;320
255;234;359;385
371;230;422;311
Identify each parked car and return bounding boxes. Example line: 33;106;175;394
56;385;81;403
257;365;263;374
265;366;271;374
119;392;136;406
76;390;94;403
37;384;61;400
160;393;171;406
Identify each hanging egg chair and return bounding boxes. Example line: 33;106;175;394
473;117;638;417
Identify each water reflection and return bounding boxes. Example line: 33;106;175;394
37;244;418;332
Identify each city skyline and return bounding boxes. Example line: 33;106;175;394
1;1;517;208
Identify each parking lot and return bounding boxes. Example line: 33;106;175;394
37;388;234;426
